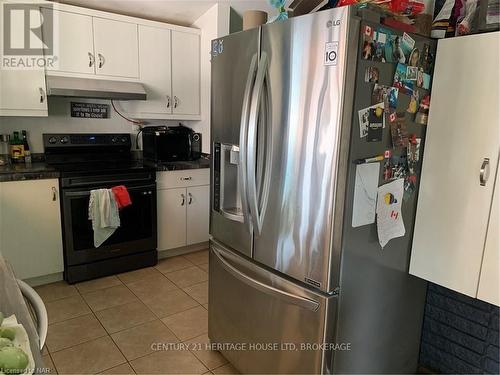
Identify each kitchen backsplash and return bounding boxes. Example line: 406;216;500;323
0;97;206;153
419;283;499;374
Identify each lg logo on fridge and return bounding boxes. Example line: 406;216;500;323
326;19;341;28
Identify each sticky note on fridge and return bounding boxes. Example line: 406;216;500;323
352;162;380;228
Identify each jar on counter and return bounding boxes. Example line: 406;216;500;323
0;134;10;166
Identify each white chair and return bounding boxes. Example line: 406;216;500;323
16;279;48;350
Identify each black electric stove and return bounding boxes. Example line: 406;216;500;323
44;133;158;284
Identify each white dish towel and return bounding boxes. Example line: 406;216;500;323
88;189;120;247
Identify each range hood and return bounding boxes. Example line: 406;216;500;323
46;76;147;100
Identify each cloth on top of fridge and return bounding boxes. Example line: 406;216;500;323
88;188;120;247
111;185;132;209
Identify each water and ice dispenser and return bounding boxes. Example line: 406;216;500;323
213;143;244;222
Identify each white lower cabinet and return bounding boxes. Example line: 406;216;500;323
186;185;210;245
157;170;209;251
0;179;64;280
158;187;187;250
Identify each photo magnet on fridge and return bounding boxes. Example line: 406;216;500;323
371;84;399;112
406;66;418;81
421;43;434;73
408;48;420;67
359;103;385;138
367;106;384;142
391;35;406;63
365;66;379;83
401;32;415;59
390;116;409;149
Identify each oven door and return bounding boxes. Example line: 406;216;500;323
62;182;157;267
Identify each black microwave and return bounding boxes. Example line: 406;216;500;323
142;125;202;162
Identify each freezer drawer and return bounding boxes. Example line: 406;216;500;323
208;240;338;374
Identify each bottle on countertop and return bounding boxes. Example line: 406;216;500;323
22;130;31;164
10;131;24;163
0;134;10;166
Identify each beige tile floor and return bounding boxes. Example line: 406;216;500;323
35;249;240;375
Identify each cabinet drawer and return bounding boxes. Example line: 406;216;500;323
157;169;209;189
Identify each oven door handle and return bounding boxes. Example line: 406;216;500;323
64;184;156;197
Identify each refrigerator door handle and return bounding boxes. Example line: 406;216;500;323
239;53;259;231
212;245;320;312
247;52;272;235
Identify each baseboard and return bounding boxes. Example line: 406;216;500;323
24;272;64;287
158;242;209;259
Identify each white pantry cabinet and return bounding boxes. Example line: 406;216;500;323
0;179;64;280
157;169;209;251
477;166;499;306
410;32;500;306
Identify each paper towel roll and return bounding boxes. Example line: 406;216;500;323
243;10;268;30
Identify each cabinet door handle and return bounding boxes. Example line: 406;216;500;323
188;192;193;205
98;53;105;68
52;186;57;201
88;52;95;67
180;177;192;181
173;96;179;108
480;158;490;186
181;193;186;206
166;95;171;108
39;87;45;103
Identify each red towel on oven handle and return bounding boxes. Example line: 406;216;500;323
111;185;132;209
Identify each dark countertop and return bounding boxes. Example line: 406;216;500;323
0;162;59;182
0;156;210;182
149;156;210;171
0;255;45;373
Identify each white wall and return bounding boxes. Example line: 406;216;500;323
0;97;175;153
189;3;230;154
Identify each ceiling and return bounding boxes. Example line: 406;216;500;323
51;0;290;26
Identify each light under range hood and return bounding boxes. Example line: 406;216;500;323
46;76;147;101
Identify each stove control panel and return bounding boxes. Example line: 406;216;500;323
43;133;132;149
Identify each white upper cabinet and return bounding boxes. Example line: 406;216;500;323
171;31;200;116
0;70;47;116
0;3;47;117
120;26;172;116
410;32;500;305
43;9;95;75
92;18;139;79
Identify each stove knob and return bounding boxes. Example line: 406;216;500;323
60;136;69;144
48;136;57;144
121;137;128;143
111;137;117;143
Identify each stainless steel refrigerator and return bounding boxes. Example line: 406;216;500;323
209;6;436;374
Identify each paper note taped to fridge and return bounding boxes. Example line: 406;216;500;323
376;178;405;248
352;163;380;228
